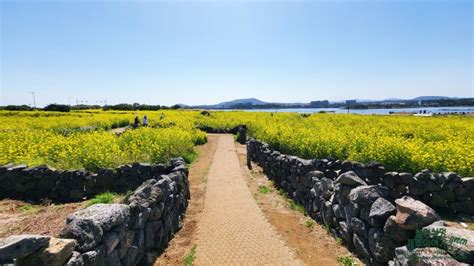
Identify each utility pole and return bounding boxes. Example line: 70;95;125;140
95;100;107;107
28;92;36;108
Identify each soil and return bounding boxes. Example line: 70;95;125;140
154;134;219;266
0;199;88;238
235;142;361;265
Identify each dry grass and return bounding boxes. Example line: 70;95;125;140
0;199;88;238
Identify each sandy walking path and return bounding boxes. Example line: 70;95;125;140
195;135;301;265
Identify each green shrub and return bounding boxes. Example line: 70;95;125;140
183;150;198;164
44;104;70;112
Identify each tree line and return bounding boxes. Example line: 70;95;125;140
0;103;182;112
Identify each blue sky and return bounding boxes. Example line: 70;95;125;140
1;0;472;106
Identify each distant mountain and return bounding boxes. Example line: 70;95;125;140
187;96;465;109
214;98;267;108
411;96;453;101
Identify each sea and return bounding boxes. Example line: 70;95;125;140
223;106;474;115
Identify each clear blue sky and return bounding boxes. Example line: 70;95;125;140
1;0;472;107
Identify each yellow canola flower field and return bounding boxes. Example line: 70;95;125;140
0;110;206;170
195;112;474;176
0;110;472;176
0;110;132;131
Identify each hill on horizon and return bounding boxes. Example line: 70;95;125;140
205;98;268;109
193;96;462;108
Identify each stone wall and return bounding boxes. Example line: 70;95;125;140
197;125;247;144
0;162;174;203
247;139;473;265
0;158;190;266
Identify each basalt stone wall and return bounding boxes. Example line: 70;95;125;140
0;161;175;203
1;158;190;266
247;139;474;215
197;125;247;144
247;139;473;265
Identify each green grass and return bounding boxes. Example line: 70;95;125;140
184;245;197;266
305;219;315;228
322;224;331;233
275;187;305;214
337;255;357;266
183;150;198;164
335;237;343;245
121;190;134;203
87;192;116;207
20;204;39;213
258;185;272;194
288;200;305;214
277;188;288;198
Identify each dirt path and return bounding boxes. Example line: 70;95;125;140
194;135;301;265
111;126;129;136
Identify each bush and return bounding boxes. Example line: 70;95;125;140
44;104;70;112
103;103;172;111
2;105;33;111
70;105;101;110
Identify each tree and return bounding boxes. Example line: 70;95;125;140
44;104;71;112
